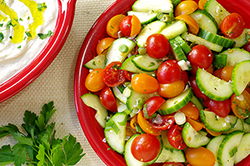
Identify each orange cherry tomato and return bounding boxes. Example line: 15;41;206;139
96;37;115;55
175;14;199;35
175;1;198;17
137;110;162;136
131;15;141;37
179;102;199;120
106;14;126;38
198;0;207;9
185;147;216;166
85;68;106;92
131;73;159;94
231;90;250;119
130;115;137;130
186;117;204;131
221;66;234;82
157;80;185;98
205;127;222;136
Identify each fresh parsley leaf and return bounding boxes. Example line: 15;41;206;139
37;30;54;40
37;2;47;12
0;145;14;165
0;123;19;139
25;32;32;37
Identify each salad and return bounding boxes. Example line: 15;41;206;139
81;0;250;165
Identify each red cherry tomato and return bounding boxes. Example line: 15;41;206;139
243;41;250;53
103;61;126;87
124;70;133;81
99;86;117;112
131;134;161;162
167;125;187;150
180;70;188;84
157;60;182;84
189;75;208;101
119;16;132;37
207;99;231;118
187;45;213;69
149;114;175;130
146;34;170;58
220;13;245;38
163;162;185;166
235;154;250;166
143;96;165;117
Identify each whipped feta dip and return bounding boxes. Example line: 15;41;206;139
0;0;58;84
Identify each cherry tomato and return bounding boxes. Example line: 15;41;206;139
198;0;207;9
131;73;159;94
220;13;245;38
180;70;188;84
213;69;222;78
158;80;185;98
130;115;137;130
221;66;234;82
149;114;175;130
188;45;213;69
190;64;213;75
243;41;250;53
189;75;208;101
167;125;187;150
96;37;115;55
103;61;126;87
186;117;204;131
99;86;117;112
119;15;141;37
205;127;222;137
207;98;231;118
157;60;182;84
163;162;184;166
124;70;133;81
175;0;198;16
106;14;126;38
231;90;250;119
143;96;165;117
85;68;106;92
146;34;170;58
131;15;142;37
185;147;215;166
235;154;250;166
179;102;199;120
131;134;161;162
175;14;199;35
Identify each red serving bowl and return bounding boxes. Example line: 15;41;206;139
0;0;77;103
74;0;250;165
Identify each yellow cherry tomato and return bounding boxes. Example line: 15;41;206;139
131;15;141;37
179;102;199;120
199;0;207;9
221;66;234;82
96;37;115;55
186;117;204;131
175;14;199;35
157;80;185;98
205;127;223;136
106;14;126;38
85;68;106;92
231;90;250;119
175;1;198;17
131;73;159;94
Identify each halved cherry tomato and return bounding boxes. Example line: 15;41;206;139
99;86;117;112
175;0;198;16
119;15;141;37
207;98;231;118
231;90;250;119
189;75;209;101
158;80;185;98
96;37;115;55
235;154;250;166
221;66;234;82
131;134;161;162
131;73;159;94
243;41;250;53
180;70;188;84
131;15;142;37
163;162;184;166
205;127;222;137
106;14;126;38
185;147;215;166
137;110;162;136
126;122;137;137
188;45;213;69
220;13;245;38
157;60;182;84
143;96;165;117
186;117;204;131
149;114;175;130
146;34;170;58
198;0;207;9
168;125;187;150
175;14;199;35
85;68;106;92
124;70;133;81
103;61;126;87
130;115;138;130
179;102;199;120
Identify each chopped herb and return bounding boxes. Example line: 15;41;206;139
25;31;32;37
17;45;21;49
19;18;23;21
37;30;54;39
0;23;3;27
149;62;155;67
27;16;30;20
0;32;4;42
92;61;96;66
9;36;12;39
37;2;47;12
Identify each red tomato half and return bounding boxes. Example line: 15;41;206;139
119;16;132;37
167;125;187;150
207;99;231;118
221;13;245;38
243;41;250;53
103;61;126;87
143;96;165;117
131;134;161;162
149;114;175;130
189;75;208;101
235;154;250;166
99;86;117;112
146;34;170;58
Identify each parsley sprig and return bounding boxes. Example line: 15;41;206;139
0;101;85;166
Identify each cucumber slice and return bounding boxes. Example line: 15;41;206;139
232;28;250;48
213;53;227;69
160;20;187;40
161;130;175;150
243;122;250;133
84;52;106;69
136;21;167;47
155;147;185;163
182;122;210;148
206;135;226;166
132;0;173;13
158;87;193;115
81;93;108;128
174;36;192;54
105;38;136;66
113;84;130;104
181;32;223;52
235;133;250;164
190;95;204;111
200;110;237;132
104;112;128;153
231;60;250;96
189;9;217;34
197;28;235;48
132;54;162;72
204;0;230;28
127;11;158;25
223;118;244;135
196;68;233;101
217;131;244;166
